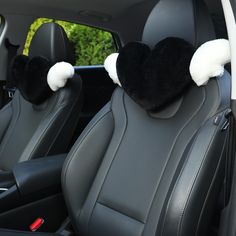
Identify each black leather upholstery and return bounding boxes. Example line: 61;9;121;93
142;0;216;48
0;0;231;235
0;78;82;171
61;0;230;235
61;74;230;236
29;22;75;65
0;75;231;235
0;23;82;171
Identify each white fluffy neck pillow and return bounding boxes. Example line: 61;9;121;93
104;53;121;87
47;62;75;91
190;39;231;86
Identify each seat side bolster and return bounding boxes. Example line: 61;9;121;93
62;102;114;228
160;115;228;236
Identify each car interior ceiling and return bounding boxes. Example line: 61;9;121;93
0;0;235;235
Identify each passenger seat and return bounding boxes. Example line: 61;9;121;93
0;22;83;171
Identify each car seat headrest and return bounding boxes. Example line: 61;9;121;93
11;56;75;105
105;37;195;112
11;55;53;105
29;22;75;65
10;22;76;105
142;0;216;48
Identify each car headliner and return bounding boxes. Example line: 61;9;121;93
0;0;222;35
0;0;149;17
0;0;162;43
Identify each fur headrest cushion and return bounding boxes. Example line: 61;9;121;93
116;37;195;112
11;55;53;105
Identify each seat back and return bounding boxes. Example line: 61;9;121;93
0;23;82;171
62;0;231;235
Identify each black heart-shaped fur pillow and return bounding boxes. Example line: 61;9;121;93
116;37;195;112
11;55;53;105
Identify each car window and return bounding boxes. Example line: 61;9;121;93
0;16;5;35
23;18;117;66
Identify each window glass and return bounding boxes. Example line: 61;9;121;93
23;18;117;66
0;16;5;34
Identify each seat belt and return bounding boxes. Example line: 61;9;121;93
3;38;19;99
224;110;236;205
219;108;236;236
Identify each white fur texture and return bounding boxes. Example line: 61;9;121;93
190;39;231;86
104;53;121;87
47;62;75;91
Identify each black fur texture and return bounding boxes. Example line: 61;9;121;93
11;55;53;105
116;37;195;112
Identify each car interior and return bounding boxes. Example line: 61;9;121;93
0;0;234;235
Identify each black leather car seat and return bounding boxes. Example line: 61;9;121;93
0;22;82;171
61;1;230;235
0;0;231;235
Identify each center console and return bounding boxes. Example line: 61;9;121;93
0;154;67;232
